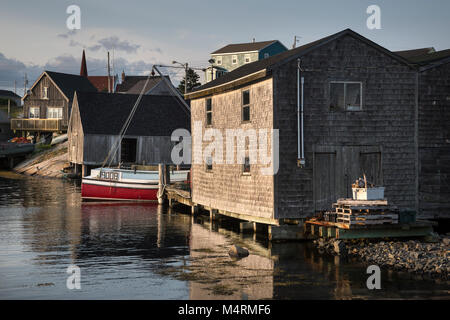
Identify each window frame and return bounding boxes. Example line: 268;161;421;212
46;107;63;119
205;98;212;126
242;156;251;175
329;81;363;112
232;55;238;65
264;53;270;59
29;107;40;119
241;89;251;122
216;56;222;65
244;54;251;64
42;86;49;99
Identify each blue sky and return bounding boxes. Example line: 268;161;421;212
0;0;449;92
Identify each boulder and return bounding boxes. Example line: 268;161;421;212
228;245;249;258
333;240;347;255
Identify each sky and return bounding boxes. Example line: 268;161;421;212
0;0;449;93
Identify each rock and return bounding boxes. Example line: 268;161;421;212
228;245;249;258
423;232;440;243
333;240;346;255
442;238;450;246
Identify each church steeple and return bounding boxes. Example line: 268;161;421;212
80;50;88;77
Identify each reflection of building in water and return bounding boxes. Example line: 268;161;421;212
188;222;274;300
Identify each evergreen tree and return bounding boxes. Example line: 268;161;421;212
178;68;200;94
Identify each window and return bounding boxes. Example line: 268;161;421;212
216;56;222;65
243;156;251;174
47;107;63;119
206;98;212;126
232;55;238;64
242;90;250;122
329;82;362;111
121;138;137;163
42;87;48;99
206;156;213;171
244;54;251;63
264;53;269;59
215;70;224;78
29;107;40;118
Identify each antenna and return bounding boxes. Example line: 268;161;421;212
292;35;302;49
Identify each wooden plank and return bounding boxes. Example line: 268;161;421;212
336;198;388;206
336;225;433;239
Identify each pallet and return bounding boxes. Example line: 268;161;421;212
336;213;398;220
336;198;388;206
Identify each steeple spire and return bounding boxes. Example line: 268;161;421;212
80;50;88;77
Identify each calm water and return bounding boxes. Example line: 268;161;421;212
0;171;448;300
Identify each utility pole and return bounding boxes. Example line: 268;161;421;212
23;73;28;96
107;51;111;93
184;63;188;95
14;80;16;95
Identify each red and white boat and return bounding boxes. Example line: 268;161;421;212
81;168;189;202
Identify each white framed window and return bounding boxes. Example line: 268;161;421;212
232;55;238;64
47;107;63;119
216;56;222;65
42;87;49;99
29;107;40;119
329;81;362;111
244;54;251;64
264;53;269;59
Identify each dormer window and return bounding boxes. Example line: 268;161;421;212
244;54;251;63
42;87;49;99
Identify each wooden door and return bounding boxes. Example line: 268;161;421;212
313;152;336;211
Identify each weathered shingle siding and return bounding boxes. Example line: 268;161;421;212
418;61;450;218
191;79;275;220
273;35;417;219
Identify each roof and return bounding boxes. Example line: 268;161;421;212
0;90;21;99
80;50;88;77
88;76;116;92
75;92;190;136
187;29;412;98
394;47;435;59
405;49;450;65
115;75;170;93
26;71;97;101
0;110;10;123
211;40;280;54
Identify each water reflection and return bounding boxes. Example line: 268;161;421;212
0;172;449;299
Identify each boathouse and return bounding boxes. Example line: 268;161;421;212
68;92;190;176
185;28;423;225
11;71;97;136
395;48;450;220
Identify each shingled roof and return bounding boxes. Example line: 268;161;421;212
44;71;97;100
0;90;21;99
75;92;190;136
394;47;436;59
211;40;280;54
187;29;412;99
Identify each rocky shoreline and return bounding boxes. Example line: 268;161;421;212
314;234;450;280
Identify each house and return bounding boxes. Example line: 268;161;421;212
205;40;288;82
10;71;97;136
116;71;178;96
185;28;423;225
0;110;14;141
80;50;118;92
68;92;190;176
0;90;22;107
395;48;450;220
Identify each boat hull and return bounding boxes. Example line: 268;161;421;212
82;180;158;202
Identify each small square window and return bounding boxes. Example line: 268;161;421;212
329;82;362;111
243;157;250;174
264;53;269;59
242;90;250;122
216;56;222;65
244;54;251;63
206;156;213;171
232;55;237;64
206;98;212;126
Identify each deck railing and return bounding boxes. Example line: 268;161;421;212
10;118;65;132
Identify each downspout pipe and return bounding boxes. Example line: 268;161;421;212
297;58;306;167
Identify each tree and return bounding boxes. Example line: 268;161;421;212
178;68;200;94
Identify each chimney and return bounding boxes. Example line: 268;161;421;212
121;70;126;82
80;50;88;77
252;38;255;43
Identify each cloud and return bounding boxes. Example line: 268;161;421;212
89;36;141;53
57;30;77;39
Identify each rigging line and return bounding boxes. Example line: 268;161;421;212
101;70;153;169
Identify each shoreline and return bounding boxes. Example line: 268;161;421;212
314;236;450;280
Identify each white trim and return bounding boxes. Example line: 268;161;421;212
232;55;238;64
212;50;259;56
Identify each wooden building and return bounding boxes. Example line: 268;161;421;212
68;92;190;176
11;71;97;136
185;29;425;225
395;48;450;220
116;72;178;96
